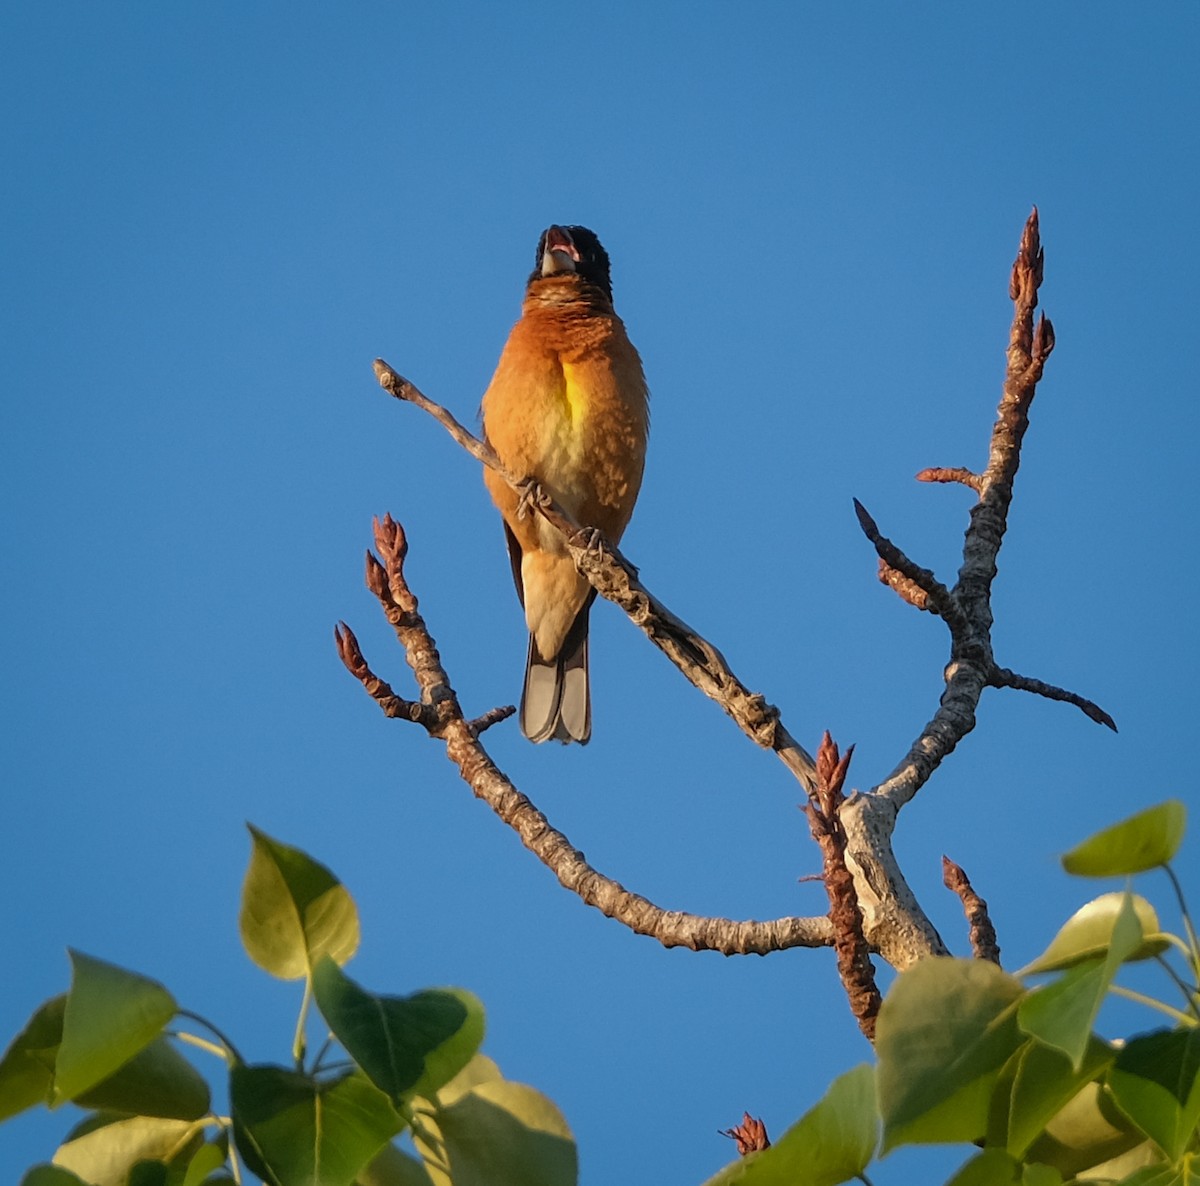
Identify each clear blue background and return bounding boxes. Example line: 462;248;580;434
2;4;1197;1183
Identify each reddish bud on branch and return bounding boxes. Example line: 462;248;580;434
720;1113;770;1155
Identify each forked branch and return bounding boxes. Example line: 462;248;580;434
343;210;1113;974
338;514;833;956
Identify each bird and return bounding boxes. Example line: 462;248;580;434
480;225;650;744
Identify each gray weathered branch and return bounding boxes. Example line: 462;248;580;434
345;210;1112;974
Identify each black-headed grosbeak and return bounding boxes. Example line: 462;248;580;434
481;225;649;744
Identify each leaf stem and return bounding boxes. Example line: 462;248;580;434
175;1009;245;1064
1110;983;1198;1027
1163;864;1200;976
1153;952;1200;1020
294;976;313;1068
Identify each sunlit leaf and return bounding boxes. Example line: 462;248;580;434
1023;1080;1148;1177
239;825;361;979
876;957;1024;1150
1113;1159;1192;1186
1019;893;1168;976
55;953;177;1103
699;1065;878;1186
418;1078;577;1186
1108;1028;1200;1162
1061;800;1186;877
53;1113;202;1186
231;1065;402;1186
180;1141;230;1186
312;958;484;1105
1019;894;1143;1069
0;995;66;1121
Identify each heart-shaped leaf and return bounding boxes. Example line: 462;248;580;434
1020;893;1168;976
231;1065;402;1186
239;825;360;979
699;1064;878;1185
55;953;177;1103
1108;1028;1200;1162
876;957;1024;1150
312;957;484;1104
1061;801;1186;877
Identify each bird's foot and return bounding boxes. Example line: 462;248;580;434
515;479;550;521
571;526;606;554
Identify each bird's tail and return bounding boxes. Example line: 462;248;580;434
520;609;591;744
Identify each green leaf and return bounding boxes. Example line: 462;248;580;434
943;1148;1022;1185
52;1113;203;1186
1061;800;1187;877
231;1065;402;1186
1108;1028;1200;1162
18;1167;90;1186
0;995;66;1121
76;1035;210;1120
417;1078;577;1186
358;1143;438;1186
423;1052;502;1103
1019;894;1144;1069
699;1065;878;1186
1002;1036;1114;1157
181;1141;231;1186
1020;1165;1062;1186
876;957;1024;1150
1020;893;1170;975
127;1161;168;1186
1023;1080;1149;1178
1115;1157;1193;1186
239;825;361;979
312;957;484;1105
55;953;177;1103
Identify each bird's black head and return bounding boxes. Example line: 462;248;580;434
531;225;613;303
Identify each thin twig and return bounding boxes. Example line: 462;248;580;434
916;466;984;493
871;208;1111;813
853;499;964;627
373;358;818;792
942;856;1001;964
990;667;1117;731
342;514;833;955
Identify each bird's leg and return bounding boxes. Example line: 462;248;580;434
514;478;551;522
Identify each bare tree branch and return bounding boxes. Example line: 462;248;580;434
803;735;881;1040
854;499;963;625
338;514;834;955
942;856;1001;965
990;666;1117;731
345;210;1113;976
867;208;1111;819
373;358;819;793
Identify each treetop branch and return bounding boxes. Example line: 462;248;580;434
373;358;819;793
340;513;834;955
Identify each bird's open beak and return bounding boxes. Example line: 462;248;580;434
541;225;580;276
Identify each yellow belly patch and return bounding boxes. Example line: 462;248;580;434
562;362;588;424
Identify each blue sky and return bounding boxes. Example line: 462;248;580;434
2;5;1197;1183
